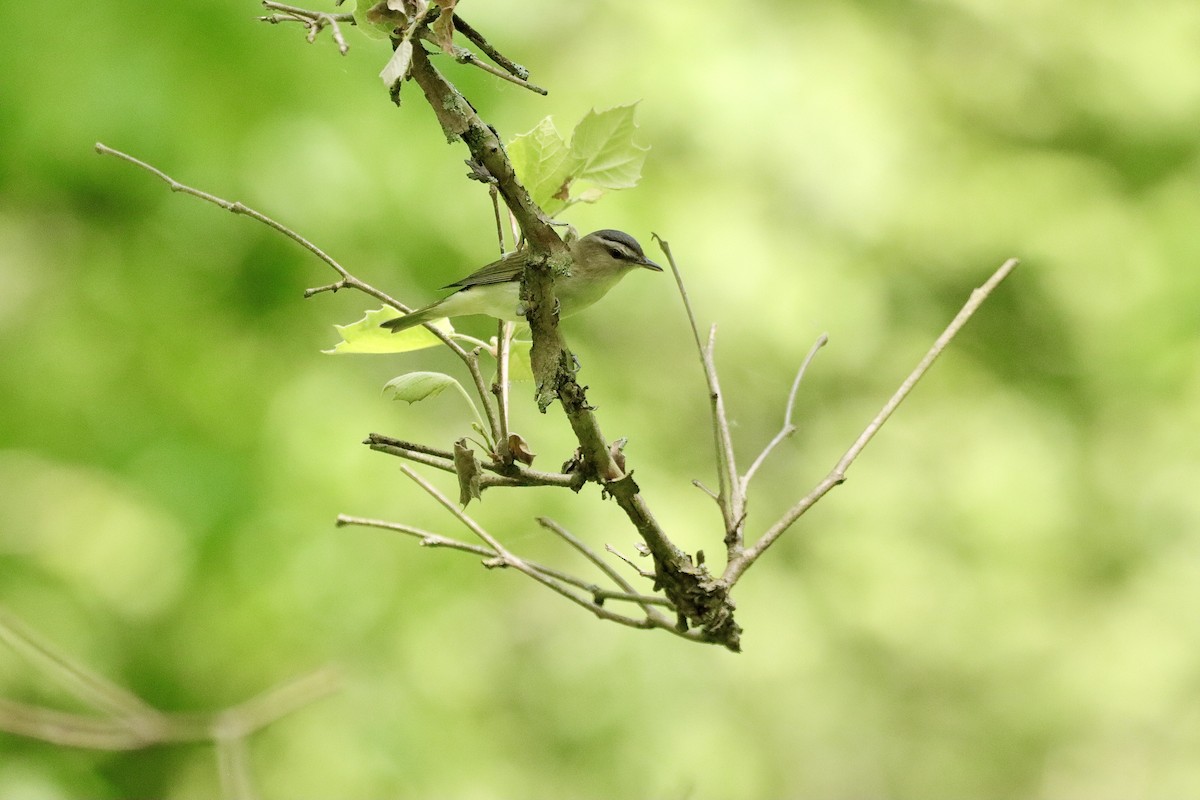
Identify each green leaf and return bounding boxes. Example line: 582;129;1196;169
323;307;453;355
507;337;534;382
508;117;573;213
383;371;462;404
569;104;648;190
507;104;648;217
384;371;492;451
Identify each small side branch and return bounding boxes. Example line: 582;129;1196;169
452;14;530;79
537;517;675;624
95;142;504;445
94;143;403;312
656;235;742;550
741;333;828;490
429;36;547;95
364;433;585;490
724;257;1020;585
259;1;356;54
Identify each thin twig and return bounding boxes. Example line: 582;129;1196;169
593;590;674;607
94;142;504;445
388;473;699;635
364;434;584;489
259;1;355;55
336;514;607;593
495;322;513;449
605;545;655;579
0;606;338;757
452;14;530;79
0;699;164;750
94;143;404;311
656;235;741;550
741;333;828;489
338;513;493;555
724;258;1020;585
441;41;548;94
538;518;675;623
217;667;341;737
399;465;513;555
0;606;162;723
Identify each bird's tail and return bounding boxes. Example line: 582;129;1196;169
380;306;439;333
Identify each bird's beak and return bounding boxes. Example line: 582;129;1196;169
639;256;663;272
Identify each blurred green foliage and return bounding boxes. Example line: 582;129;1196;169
2;0;1199;797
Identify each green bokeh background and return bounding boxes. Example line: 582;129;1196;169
3;1;1199;797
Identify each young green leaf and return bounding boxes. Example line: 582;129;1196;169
507;103;648;217
383;371;461;404
384;371;493;451
505;337;534;382
324;307;452;355
569;103;648;190
508;117;572;213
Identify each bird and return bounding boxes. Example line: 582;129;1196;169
380;229;662;333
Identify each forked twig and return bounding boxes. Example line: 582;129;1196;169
0;605;338;758
336;514;622;597
452;14;530;79
741;333;828;490
431;37;548;95
365;474;704;640
537;518;674;620
723;257;1021;584
259;1;356;54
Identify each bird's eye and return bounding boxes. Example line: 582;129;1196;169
606;246;624;259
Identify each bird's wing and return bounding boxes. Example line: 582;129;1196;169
444;252;525;289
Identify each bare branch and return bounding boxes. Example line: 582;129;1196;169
656;235;742;551
724;258;1021;585
259;1;356;54
0;606;337;759
338;515;631;602
215;667;341;738
593;590;674;608
493;322;513;451
741;333;828;490
364;433;585;489
538;517;675;624
605;544;656;580
94;143;404;311
0;605;163;723
338;513;497;554
427;36;547;94
452;14;530;79
0;699;165;751
94;142;505;445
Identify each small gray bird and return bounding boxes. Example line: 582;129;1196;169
380;229;661;333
